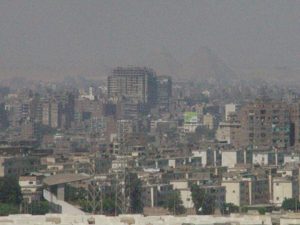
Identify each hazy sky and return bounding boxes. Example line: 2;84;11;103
1;0;300;80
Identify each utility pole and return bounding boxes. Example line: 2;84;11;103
86;152;104;214
173;191;176;215
114;178;118;216
87;180;101;214
114;170;128;215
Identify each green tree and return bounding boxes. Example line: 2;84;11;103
164;191;186;215
0;176;22;205
28;200;50;215
221;203;239;214
191;184;215;215
65;183;118;215
257;207;266;215
78;199;92;213
125;173;143;214
241;206;267;215
65;185;87;203
0;203;19;216
191;184;203;213
103;196;116;215
282;198;300;211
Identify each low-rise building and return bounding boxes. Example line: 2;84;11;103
19;175;43;203
0;156;40;177
221;149;244;168
272;176;299;206
216;121;241;146
222;174;269;206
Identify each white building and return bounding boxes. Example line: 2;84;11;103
221;149;244;168
252;151;283;166
192;148;220;167
80;87;95;101
225;103;236;121
19;175;43;203
252;152;275;166
284;154;300;165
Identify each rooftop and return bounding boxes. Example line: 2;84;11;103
43;173;90;186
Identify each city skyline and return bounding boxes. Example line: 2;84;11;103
2;1;300;222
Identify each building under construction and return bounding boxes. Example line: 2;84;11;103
107;66;158;110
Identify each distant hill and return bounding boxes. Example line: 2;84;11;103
179;46;238;83
141;46;238;84
140;48;182;77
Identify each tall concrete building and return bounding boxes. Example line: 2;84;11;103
108;67;157;109
20;120;39;140
238;100;291;150
42;101;50;126
157;76;172;112
42;100;62;129
290;101;300;148
29;96;43;124
50;100;62;129
117;119;134;143
63;93;75;129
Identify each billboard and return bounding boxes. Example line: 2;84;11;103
184;112;198;124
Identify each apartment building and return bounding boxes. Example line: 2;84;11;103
239;100;291;150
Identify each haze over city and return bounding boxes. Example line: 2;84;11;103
1;0;300;82
3;1;300;225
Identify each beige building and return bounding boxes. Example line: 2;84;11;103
272;176;299;206
50;100;61;128
203;113;214;130
222;177;249;206
42;101;50;126
221;149;244;168
222;175;269;206
216;121;241;146
170;180;194;209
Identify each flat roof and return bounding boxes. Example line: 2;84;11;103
43;173;90;186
